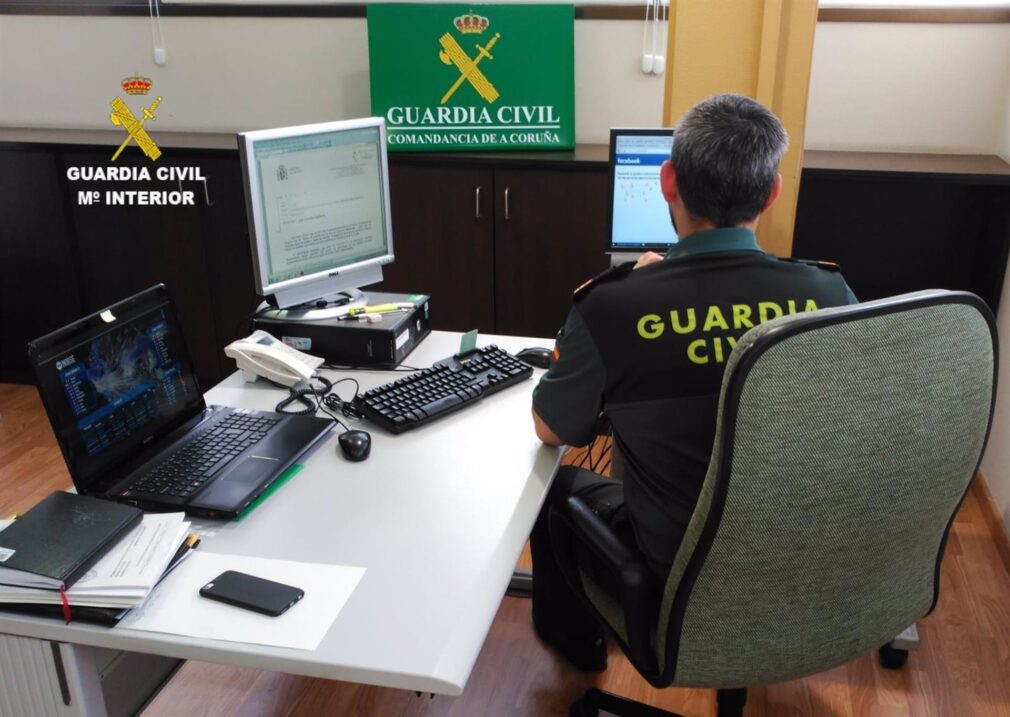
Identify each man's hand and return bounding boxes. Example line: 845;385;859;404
634;251;663;269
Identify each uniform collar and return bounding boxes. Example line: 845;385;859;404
663;227;764;260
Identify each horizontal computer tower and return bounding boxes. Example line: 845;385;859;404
252;292;431;368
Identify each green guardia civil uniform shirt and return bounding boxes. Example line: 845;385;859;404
533;228;857;575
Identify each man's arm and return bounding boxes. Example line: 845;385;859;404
531;307;607;447
532;406;564;446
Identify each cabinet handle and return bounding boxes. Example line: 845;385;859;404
504;187;511;221
475;185;482;219
201;178;213;207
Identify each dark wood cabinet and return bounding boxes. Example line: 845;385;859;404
0;145;258;387
493;168;609;337
61;150;221;390
0;148;83;383
191;155;260;381
794;152;1010;311
379;164;496;332
3;142;1007;386
379;159;609;338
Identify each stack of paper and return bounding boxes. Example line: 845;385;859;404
0;513;192;609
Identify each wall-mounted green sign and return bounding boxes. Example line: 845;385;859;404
368;4;575;152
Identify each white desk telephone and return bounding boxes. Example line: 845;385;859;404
224;330;325;386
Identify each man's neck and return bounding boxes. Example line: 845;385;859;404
680;218;759;240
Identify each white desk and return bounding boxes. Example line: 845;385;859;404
0;331;562;714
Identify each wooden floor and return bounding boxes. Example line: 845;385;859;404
2;382;1010;716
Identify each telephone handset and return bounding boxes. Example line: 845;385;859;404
224;330;324;386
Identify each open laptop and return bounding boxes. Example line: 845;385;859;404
27;285;333;519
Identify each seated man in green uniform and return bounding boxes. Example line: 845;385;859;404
529;93;857;672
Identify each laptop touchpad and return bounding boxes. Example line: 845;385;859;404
223;457;277;484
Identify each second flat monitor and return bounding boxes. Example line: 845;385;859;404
608;128;678;253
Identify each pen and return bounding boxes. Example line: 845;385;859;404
346;303;400;317
345;302;416;317
168;533;201;566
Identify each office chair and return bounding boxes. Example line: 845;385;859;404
549;290;998;717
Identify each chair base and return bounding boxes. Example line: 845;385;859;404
570;687;746;717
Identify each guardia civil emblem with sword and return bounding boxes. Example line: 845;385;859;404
109;73;163;162
439;11;501;105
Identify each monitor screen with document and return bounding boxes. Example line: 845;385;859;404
607;128;678;252
239;118;395;310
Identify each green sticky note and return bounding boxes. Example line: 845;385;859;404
408;294;423;303
235;464;303;521
459;329;478;354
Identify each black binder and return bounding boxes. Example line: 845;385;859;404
0;492;142;590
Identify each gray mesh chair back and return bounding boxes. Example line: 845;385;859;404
655;290;997;688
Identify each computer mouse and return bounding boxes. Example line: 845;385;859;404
338;430;372;462
516;347;552;369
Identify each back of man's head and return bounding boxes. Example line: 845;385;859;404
670;94;788;228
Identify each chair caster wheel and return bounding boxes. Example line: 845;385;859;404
879;643;908;669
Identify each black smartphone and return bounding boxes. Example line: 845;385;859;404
199;570;304;616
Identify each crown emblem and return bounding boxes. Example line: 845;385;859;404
121;73;153;96
454;11;489;35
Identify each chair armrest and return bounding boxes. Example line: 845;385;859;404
563;495;639;567
551;495;660;675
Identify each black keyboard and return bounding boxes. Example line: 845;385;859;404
354;345;534;433
124;412;280;499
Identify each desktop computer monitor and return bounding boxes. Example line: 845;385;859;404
607;128;678;253
238;117;395;312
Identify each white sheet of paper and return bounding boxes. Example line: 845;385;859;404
72;516;190;592
119;552;365;651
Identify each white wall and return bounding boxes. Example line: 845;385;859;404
1002;69;1010;162
982;66;1010;534
0;15;664;142
806;22;1010;154
3;16;1008;153
981;271;1010;535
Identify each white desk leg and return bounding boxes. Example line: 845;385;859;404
0;634;180;717
0;635;106;716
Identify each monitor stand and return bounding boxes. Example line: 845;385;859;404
258;289;370;322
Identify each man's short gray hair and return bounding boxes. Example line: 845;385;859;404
670;94;788;228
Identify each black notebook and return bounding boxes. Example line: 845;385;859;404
0;492;142;590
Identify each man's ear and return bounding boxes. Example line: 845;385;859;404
762;173;783;212
660;160;678;203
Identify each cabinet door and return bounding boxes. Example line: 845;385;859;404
493;168;610;338
0;148;82;383
378;163;496;333
62;150;221;390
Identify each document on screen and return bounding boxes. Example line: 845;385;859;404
258;142;387;284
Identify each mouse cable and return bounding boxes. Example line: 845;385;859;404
313;390;351;433
320;377;365;420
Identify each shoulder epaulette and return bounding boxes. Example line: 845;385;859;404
780;257;841;272
573;261;635;302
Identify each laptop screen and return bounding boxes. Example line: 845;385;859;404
607;128;678;252
28;286;205;492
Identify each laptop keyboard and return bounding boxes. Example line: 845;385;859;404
122;413;280;499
